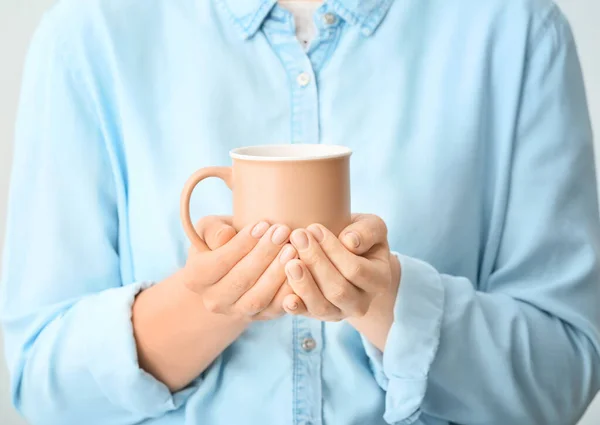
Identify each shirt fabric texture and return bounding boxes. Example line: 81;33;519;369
2;0;600;424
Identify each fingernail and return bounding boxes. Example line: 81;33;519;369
271;225;291;245
307;224;324;243
291;230;309;250
287;263;304;280
252;222;270;238
279;245;296;264
343;231;360;249
286;300;299;311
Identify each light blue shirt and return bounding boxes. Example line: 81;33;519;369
2;0;600;424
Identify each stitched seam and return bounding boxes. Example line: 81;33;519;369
243;0;276;36
214;0;250;37
330;0;392;33
331;0;362;24
215;0;275;38
312;23;343;73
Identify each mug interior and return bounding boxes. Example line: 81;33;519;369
230;144;352;161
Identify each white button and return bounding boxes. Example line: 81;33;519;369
323;13;337;25
301;337;317;352
297;72;311;87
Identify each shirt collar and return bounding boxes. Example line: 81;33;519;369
218;0;395;39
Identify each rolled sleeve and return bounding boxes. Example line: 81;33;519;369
362;9;600;425
362;253;445;424
83;281;197;417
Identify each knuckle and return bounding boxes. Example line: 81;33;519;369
328;285;349;304
374;216;388;235
302;250;321;265
352;213;366;223
257;238;283;258
194;215;219;232
346;263;365;282
230;277;252;293
213;225;236;243
193;217;209;232
244;298;269;315
212;255;232;272
203;297;225;314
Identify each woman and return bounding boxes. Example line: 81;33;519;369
2;0;599;424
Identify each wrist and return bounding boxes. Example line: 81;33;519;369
346;253;400;350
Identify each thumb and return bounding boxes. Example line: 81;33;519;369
340;214;388;255
194;216;236;251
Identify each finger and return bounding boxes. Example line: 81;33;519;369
340;214;388;256
307;223;388;296
191;221;267;286
204;225;291;312
285;259;341;320
195;216;236;250
282;292;309;316
292;229;366;315
235;244;297;316
255;277;298;320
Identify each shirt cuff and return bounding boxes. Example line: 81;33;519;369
361;253;445;424
82;281;197;417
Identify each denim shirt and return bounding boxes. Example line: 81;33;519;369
2;0;600;424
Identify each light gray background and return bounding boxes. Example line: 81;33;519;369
0;0;598;424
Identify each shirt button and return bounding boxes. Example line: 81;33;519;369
301;337;317;352
323;13;337;25
297;72;311;87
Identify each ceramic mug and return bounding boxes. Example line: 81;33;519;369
181;144;352;250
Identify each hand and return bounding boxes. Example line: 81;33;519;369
182;216;299;321
282;214;395;322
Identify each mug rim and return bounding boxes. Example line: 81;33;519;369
229;144;352;162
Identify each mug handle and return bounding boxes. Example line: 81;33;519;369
180;166;233;251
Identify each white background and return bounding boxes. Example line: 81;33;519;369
0;0;598;424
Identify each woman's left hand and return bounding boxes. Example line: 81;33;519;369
283;214;396;321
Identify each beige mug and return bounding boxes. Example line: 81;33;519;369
181;144;352;250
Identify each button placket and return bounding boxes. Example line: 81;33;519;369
297;72;312;87
295;317;324;425
307;9;343;73
261;8;343;425
263;12;319;144
301;337;317;352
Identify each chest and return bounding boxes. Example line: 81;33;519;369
109;2;523;285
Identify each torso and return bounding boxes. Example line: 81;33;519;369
54;0;549;423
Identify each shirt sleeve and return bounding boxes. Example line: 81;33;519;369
0;11;196;425
363;7;600;425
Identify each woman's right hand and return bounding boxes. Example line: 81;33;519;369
182;216;299;321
